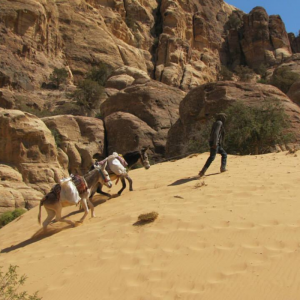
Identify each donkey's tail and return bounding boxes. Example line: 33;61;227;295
38;197;45;225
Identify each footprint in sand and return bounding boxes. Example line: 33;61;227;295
208;262;248;284
260;219;280;227
215;241;235;250
223;262;248;276
242;240;261;249
212;220;231;229
234;221;256;230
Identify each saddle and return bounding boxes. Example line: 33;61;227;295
49;183;62;201
70;174;88;194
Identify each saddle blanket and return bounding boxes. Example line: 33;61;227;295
49;183;62;201
70;174;88;194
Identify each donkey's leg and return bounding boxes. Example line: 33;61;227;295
125;174;133;191
54;203;75;227
79;198;89;223
87;198;95;218
84;190;95;218
117;177;126;195
96;184;111;198
89;183;99;198
42;207;56;230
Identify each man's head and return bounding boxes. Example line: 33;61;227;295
215;113;227;123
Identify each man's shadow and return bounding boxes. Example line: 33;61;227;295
168;173;219;186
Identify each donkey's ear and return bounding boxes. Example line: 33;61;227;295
102;160;108;169
142;145;150;151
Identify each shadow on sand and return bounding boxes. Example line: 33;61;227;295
133;220;155;226
168;172;220;186
0;222;80;253
168;175;200;186
1;195;115;254
204;172;219;177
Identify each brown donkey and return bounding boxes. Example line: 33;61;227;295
38;162;112;230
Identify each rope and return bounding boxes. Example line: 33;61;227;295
151;151;199;165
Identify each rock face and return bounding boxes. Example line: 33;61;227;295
271;54;300;96
0;109;67;214
0;109;108;214
1;1;300;215
289;33;300;54
288;81;300;106
228;7;292;69
104;111;157;155
166;82;300;158
0;0;235;100
0;109;66;194
0;0;297;102
154;0;235;90
42;115;106;174
101;79;186;158
0;164;43;213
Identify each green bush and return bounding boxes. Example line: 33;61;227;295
86;63;112;86
224;100;293;155
234;65;255;82
0;208;26;229
17;104;53;118
49;68;68;88
73;79;103;110
50;129;62;148
188;119;214;154
227;12;243;30
94;112;102;119
257;78;268;84
255;64;268;78
0;265;42;300
125;16;138;31
219;65;234;81
271;66;300;93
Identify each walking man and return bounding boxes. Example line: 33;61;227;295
199;113;227;177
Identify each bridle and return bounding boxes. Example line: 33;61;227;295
140;151;150;169
96;166;110;183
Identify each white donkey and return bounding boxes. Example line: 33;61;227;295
38;162;112;230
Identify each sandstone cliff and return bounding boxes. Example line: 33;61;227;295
1;1;300;215
166;82;300;158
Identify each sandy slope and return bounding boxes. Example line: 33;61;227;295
1;151;300;300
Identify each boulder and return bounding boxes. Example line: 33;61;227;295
0;164;43;214
166;81;300;157
239;7;292;69
0;109;66;194
289;33;300;54
287;81;300;106
101;79;185;157
0;89;15;109
104;111;156;155
106;75;135;90
42;115;106;174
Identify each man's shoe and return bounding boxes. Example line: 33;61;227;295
199;170;206;177
220;167;227;173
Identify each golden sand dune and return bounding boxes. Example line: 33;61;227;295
1;151;300;300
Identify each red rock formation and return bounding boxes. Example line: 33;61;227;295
101;77;185;156
166;81;300;158
289;33;300;54
0;109;66;196
239;7;292;69
42;115;106;174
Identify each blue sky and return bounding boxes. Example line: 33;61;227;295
226;0;299;35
